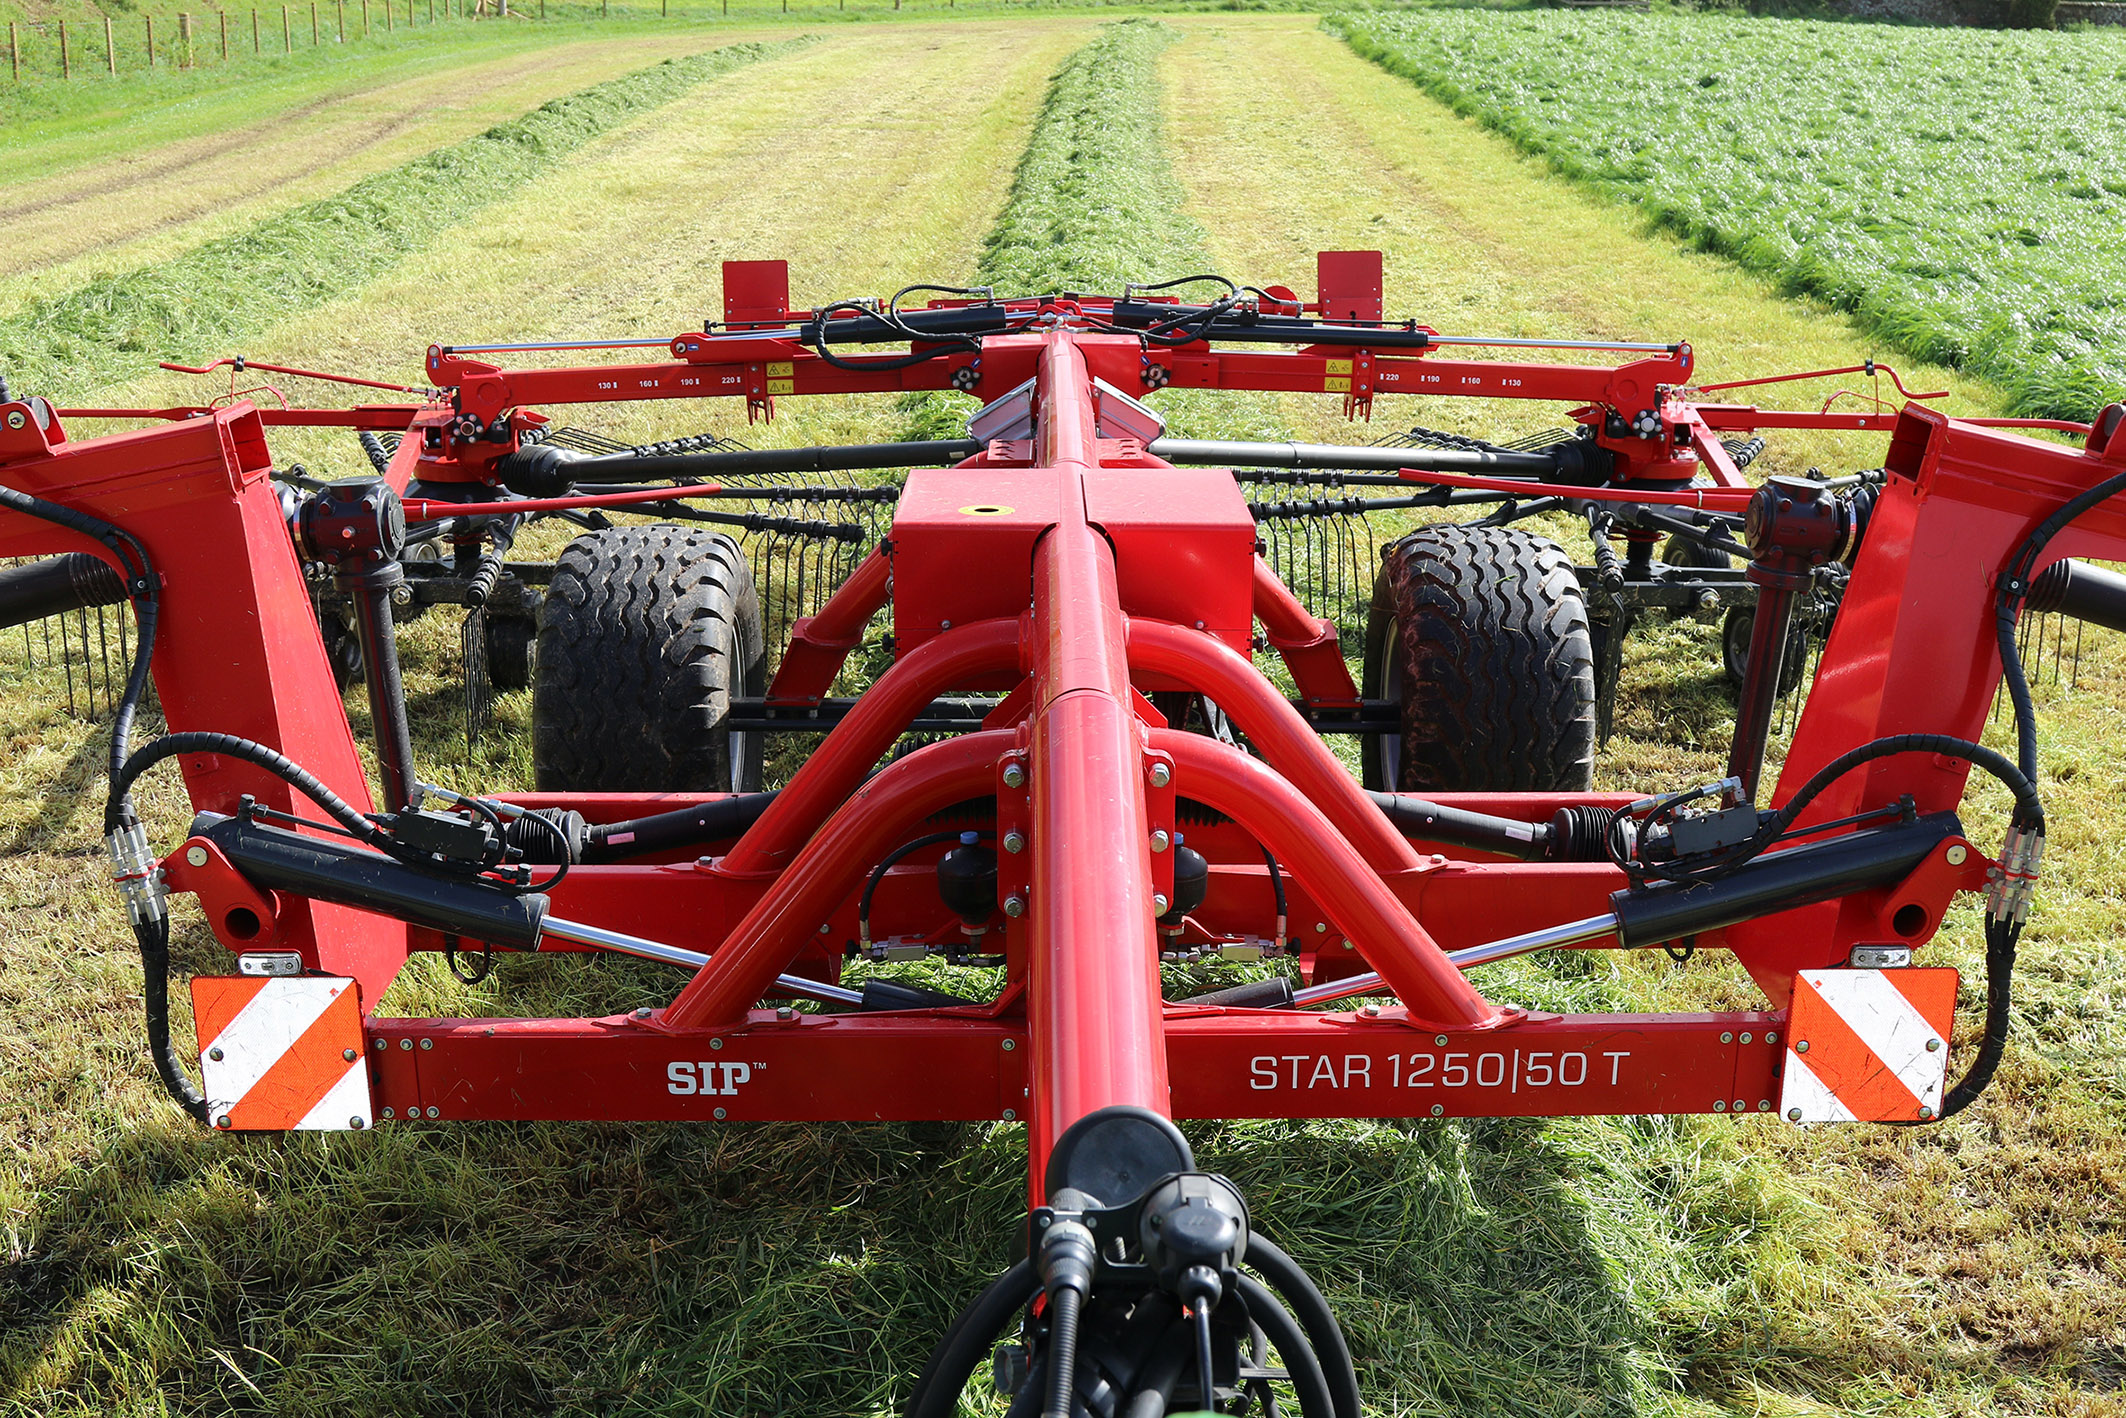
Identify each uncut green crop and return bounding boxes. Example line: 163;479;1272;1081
1329;11;2126;422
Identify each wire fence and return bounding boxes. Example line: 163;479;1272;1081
0;0;1163;84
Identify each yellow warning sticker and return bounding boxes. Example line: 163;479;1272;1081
767;379;796;396
768;362;795;377
1324;377;1352;393
1325;358;1354;375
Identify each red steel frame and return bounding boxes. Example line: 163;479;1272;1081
8;254;2126;1200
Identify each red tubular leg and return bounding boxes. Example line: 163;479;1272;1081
763;545;892;704
1251;557;1360;707
1025;334;1169;1185
663;731;1013;1028
1127;618;1416;874
1150;729;1503;1031
719;617;1023;876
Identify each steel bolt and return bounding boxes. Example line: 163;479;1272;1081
710;1038;724;1051
1150;830;1170;853
1946;844;1968;866
208;1047;225;1062
1734;1100;1746;1113
1925;1037;1941;1052
1314;922;1327;934
1740;1032;1754;1044
1149;763;1171;788
1766;1032;1779;1045
1787;1107;1804;1122
342;1048;358;1062
426;1106;439;1119
1429;1104;1443;1118
713;1107;727;1121
818;923;831;935
1001;1108;1017;1122
373;1038;386;1051
1152;894;1169;915
1917;1105;1935;1120
1003;895;1026;918
633;1007;653;1020
418;1038;432;1051
350;1116;366;1130
1794;1040;1810;1054
1720;1032;1734;1044
5;411;23;430
399;1038;413;1051
382;1108;395;1120
1758;1100;1772;1112
1001;1038;1017;1052
1003;831;1026;854
215;1115;232;1129
390;585;413;607
185;846;209;868
1434;1034;1449;1047
775;1006;796;1022
1714;1099;1727;1112
1002;763;1026;789
1361;1004;1381;1018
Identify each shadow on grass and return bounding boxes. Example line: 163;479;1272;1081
2;1095;1985;1418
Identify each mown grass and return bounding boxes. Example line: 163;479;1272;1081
1325;9;2126;423
0;34;814;403
4;11;2124;1417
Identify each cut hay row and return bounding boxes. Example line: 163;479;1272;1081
0;27;785;308
0;34;813;404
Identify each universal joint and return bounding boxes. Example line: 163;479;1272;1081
1742;476;1857;590
299;478;407;593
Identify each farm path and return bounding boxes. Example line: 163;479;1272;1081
110;18;1095;477
1160;18;2001;475
0;28;790;314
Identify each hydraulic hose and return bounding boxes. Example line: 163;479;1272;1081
1244;1238;1361;1418
1043;1286;1083;1418
0;551;127;629
1233;1275;1337;1418
903;1261;1040;1418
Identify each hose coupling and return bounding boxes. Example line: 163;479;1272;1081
1985;823;2044;926
108;821;169;926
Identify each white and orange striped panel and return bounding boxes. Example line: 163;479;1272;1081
1781;967;1958;1123
192;976;372;1132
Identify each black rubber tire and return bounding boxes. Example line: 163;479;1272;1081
485;614;537;692
532;525;765;791
1721;605;1808;695
1361;524;1596;792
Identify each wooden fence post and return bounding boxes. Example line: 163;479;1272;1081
360;0;368;38
178;12;191;67
283;6;291;49
311;3;318;44
146;15;154;66
60;19;69;78
335;0;344;40
219;9;228;60
7;22;15;83
106;15;116;73
252;8;259;50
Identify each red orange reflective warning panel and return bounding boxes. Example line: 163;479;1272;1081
1782;967;1958;1123
192;976;372;1131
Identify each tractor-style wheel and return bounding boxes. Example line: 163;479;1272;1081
532;525;765;791
1361;524;1596;792
484;614;538;692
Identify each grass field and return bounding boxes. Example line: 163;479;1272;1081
2;9;2124;1417
1327;10;2126;424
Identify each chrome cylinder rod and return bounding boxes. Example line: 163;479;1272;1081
1287;912;1619;1009
538;916;865;1006
1422;335;1682;353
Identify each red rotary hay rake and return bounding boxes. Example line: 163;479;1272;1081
4;252;2126;1415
